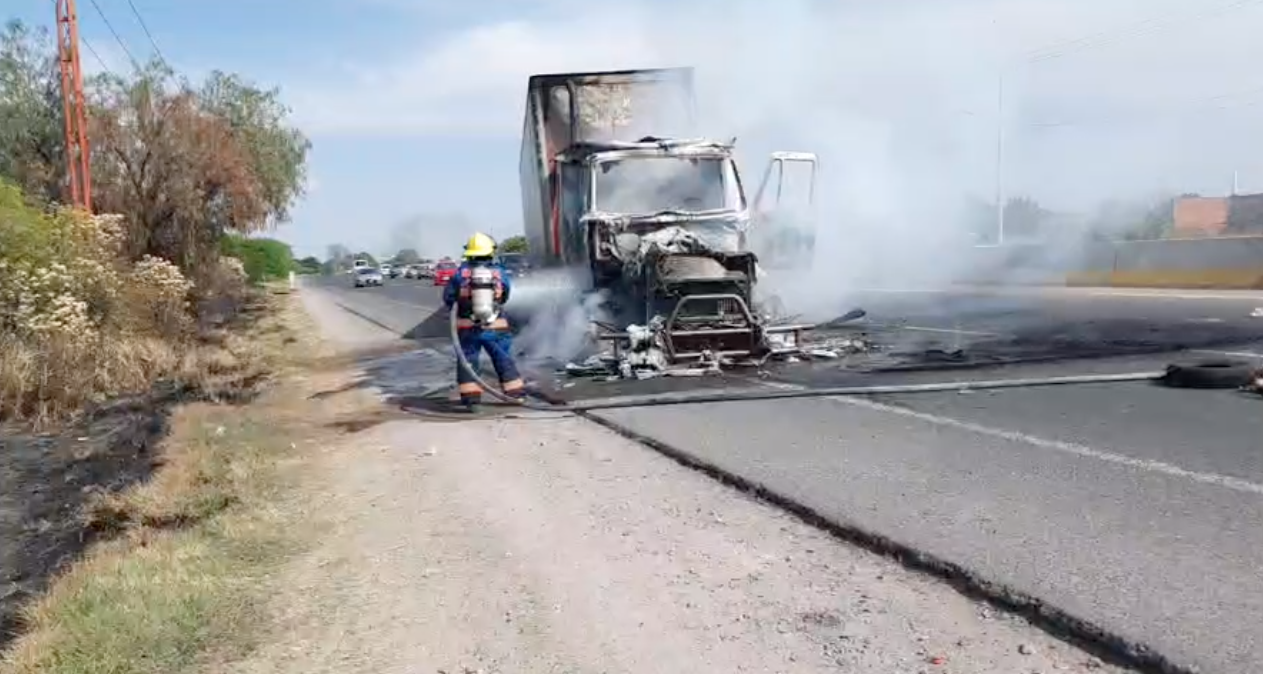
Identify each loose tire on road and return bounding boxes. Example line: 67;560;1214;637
1158;358;1255;389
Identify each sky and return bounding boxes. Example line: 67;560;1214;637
10;0;1263;261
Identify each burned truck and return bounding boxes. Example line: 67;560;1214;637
518;67;819;364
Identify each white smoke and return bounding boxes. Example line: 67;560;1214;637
507;268;610;364
295;0;1263;325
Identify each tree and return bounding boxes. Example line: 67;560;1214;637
394;248;420;264
87;59;310;279
325;243;350;263
1125;196;1175;241
0;20;65;204
220;234;295;282
1089;194;1176;241
295;255;322;274
1002;196;1049;240
499;235;528;254
198;71;311;227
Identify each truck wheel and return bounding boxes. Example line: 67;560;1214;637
1158;359;1255;389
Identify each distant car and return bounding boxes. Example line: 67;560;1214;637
416;262;435;279
432;260;459;286
402;265;417;279
498;253;530;279
354;267;383;288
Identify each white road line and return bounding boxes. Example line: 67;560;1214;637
860;287;1263;301
758;380;1263;497
1190;349;1263;359
875;324;1004;337
857;288;953;294
1083;290;1263;301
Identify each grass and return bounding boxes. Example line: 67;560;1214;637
0;291;336;674
0;334;173;425
0;318;260;428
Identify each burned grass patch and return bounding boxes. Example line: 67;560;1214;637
0;292;284;661
0;402;170;647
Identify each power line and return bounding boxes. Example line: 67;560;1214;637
123;0;165;64
1025;82;1263;129
1023;0;1263;65
84;0;139;69
80;35;112;74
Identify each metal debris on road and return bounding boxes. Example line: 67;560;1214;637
1245;367;1263;395
806;335;874;358
562;312;876;383
622;319;669;374
563;355;620;377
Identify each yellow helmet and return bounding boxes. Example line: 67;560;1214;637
463;232;496;259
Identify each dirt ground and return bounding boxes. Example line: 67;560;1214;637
221;286;1135;674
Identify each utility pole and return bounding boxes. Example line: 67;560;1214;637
994;72;1006;245
55;0;92;211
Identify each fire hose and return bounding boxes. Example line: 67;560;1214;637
448;304;1169;412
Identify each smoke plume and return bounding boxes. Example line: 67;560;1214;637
300;0;1263;335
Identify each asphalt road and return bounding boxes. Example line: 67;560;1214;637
314;275;1263;673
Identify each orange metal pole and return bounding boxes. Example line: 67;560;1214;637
54;0;91;211
55;0;79;207
66;0;91;212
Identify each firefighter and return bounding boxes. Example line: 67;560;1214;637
443;232;526;410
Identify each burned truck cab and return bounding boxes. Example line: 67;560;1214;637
553;135;780;359
563;139;748;278
520;67;819;362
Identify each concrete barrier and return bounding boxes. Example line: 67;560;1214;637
963;237;1263;289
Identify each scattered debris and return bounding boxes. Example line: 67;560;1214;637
809;335;873;357
1245;367;1263;395
564;355;619;377
563;311;877;383
766;331;796;351
622;318;669;375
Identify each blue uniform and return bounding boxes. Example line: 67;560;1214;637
443;261;525;406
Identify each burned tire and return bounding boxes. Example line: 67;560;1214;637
1158;359;1255;389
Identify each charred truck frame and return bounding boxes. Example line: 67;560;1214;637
520;67;819;365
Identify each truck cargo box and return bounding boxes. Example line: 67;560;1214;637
520;68;698;263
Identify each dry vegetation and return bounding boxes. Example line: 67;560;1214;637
0;186;252;424
0;291;363;674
